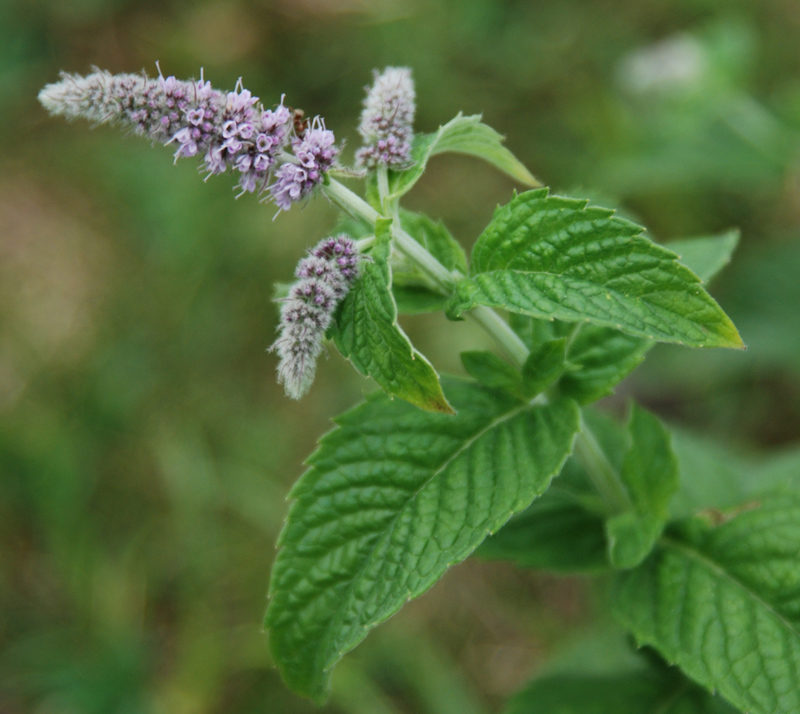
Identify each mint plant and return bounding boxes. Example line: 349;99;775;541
39;65;800;714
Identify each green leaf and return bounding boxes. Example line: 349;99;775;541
614;493;800;714
521;338;567;397
399;210;467;274
478;407;620;574
266;378;580;700
392;285;448;314
391;211;466;314
557;229;743;404
460;350;522;395
448;189;744;349
377;114;540;201
667;230;740;284
670;430;800;519
460;339;566;401
606;405;679;569
477;489;608;573
559;327;651;404
507;670;738;714
332;219;453;414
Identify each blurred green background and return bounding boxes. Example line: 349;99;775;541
2;0;799;712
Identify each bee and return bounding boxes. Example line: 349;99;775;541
290;108;309;138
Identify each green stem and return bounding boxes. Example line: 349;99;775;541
322;176;627;513
470;306;530;367
574;416;632;515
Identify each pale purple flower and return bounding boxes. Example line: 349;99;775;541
356;67;415;170
38;68;293;198
271;235;359;399
269;119;339;212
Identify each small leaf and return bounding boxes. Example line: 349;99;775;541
606;405;679;569
460;350;522;395
266;378;580;700
667;229;740;283
506;663;738;714
521;338;567;397
448;189;744;349
399;209;467;274
477;489;608;573
615;493;800;714
559;327;651;404
429;114;540;186
392;285;448;314
391;211;466;314
380;114;540;201
332;219;453;414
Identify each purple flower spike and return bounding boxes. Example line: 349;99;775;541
38;69;293;199
271;235;359;399
269;118;339;212
356;67;415;170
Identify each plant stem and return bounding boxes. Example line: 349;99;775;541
322;176;628;513
574;416;632;515
469;306;530;367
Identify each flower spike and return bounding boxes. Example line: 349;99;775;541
271;235;360;399
356;67;415;170
39;68;296;198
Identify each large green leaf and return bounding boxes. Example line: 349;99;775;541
615;493;800;714
479;407;620;574
449;190;743;349
606;405;679;569
561;230;741;403
513;230;741;404
332;219;453;414
265;379;580;700
375;114;539;202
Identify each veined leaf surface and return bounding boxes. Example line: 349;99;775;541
606;405;678;569
615;493;800;714
332;219;452;414
266;379;580;700
449;190;743;349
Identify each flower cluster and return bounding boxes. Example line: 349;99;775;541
272;235;360;399
270;118;338;212
38;69;337;205
356;67;416;170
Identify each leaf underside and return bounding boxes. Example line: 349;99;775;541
266;378;580;701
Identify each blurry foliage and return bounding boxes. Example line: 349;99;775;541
1;0;799;712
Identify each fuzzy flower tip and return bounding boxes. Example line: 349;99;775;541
356;67;415;170
271;235;359;399
269;117;338;212
38;68;301;198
